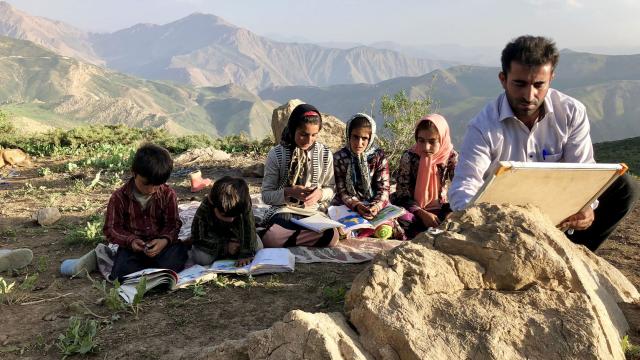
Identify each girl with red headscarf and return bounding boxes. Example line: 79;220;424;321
390;114;458;238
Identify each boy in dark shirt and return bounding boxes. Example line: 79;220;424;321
191;176;258;267
103;143;187;280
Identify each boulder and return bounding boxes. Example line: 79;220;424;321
201;310;372;360
174;147;231;165
32;207;62;226
345;203;638;360
271;99;346;152
0;149;31;168
242;163;265;178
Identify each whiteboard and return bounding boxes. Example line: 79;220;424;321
469;161;627;225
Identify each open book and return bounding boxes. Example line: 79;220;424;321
470;161;627;225
327;204;406;232
290;213;345;232
117;248;295;303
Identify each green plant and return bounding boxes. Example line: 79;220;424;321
0;110;15;134
56;317;99;358
37;167;52;177
322;285;347;306
0;277;16;304
65;162;79;173
18;273;39;291
189;280;206;298
65;216;104;246
93;279;126;313
622;335;640;359
130;277;147;318
379;90;432;172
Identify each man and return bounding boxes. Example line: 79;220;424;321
449;35;638;251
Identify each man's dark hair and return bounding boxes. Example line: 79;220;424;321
208;176;250;218
501;35;559;74
131;143;173;185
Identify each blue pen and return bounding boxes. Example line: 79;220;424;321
542;149;548;161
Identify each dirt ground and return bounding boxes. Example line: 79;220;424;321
0;156;638;359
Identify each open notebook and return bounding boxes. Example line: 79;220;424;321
469;161;627;225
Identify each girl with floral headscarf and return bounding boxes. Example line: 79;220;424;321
260;103;339;247
391;114;458;238
332;113;404;239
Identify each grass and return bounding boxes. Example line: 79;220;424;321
64;214;105;246
594;136;640;175
622;335;640;359
55;317;99;358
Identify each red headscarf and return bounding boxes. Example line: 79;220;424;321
410;114;453;209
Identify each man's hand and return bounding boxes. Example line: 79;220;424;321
145;238;169;258
416;209;440;228
303;187;322;207
559;207;595;232
236;257;253;267
131;239;146;253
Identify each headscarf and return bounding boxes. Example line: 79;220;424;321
280;104;322;187
344;113;377;201
410;114;453;209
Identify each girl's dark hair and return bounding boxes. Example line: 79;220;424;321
501;35;559;75
208;176;250;218
414;119;439;141
348;116;372;137
131;143;173;185
280;103;322;146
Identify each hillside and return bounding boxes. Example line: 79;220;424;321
261;53;640;145
594;136;640;174
0;36;273;139
0;1;101;64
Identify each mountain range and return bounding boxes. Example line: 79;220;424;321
0;0;639;145
0;36;274;138
0;1;452;92
261;50;640;144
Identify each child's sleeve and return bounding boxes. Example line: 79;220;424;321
392;151;421;214
333;151;360;210
157;188;182;243
102;193;138;248
191;202;220;256
261;148;286;205
370;150;391;211
320;148;336;203
238;207;257;259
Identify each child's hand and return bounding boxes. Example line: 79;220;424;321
285;185;308;201
356;203;374;219
416;209;440;228
145;238;168;258
236;257;253;267
131;239;146;253
303;187;322;207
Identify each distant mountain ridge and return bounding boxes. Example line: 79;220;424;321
0;36;273;139
0;2;454;92
261;51;640;145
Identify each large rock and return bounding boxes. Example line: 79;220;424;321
201;310;372;360
345;203;639;360
0;148;31;168
271;99;346;152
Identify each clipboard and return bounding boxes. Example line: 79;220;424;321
469;161;627;225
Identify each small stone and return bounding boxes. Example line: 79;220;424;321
31;207;61;226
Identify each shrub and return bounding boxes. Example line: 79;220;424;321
379;90;432;172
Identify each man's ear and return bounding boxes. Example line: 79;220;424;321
551;71;555;81
499;71;507;89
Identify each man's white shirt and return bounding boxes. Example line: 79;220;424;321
449;88;595;211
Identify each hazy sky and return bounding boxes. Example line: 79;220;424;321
6;0;640;52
